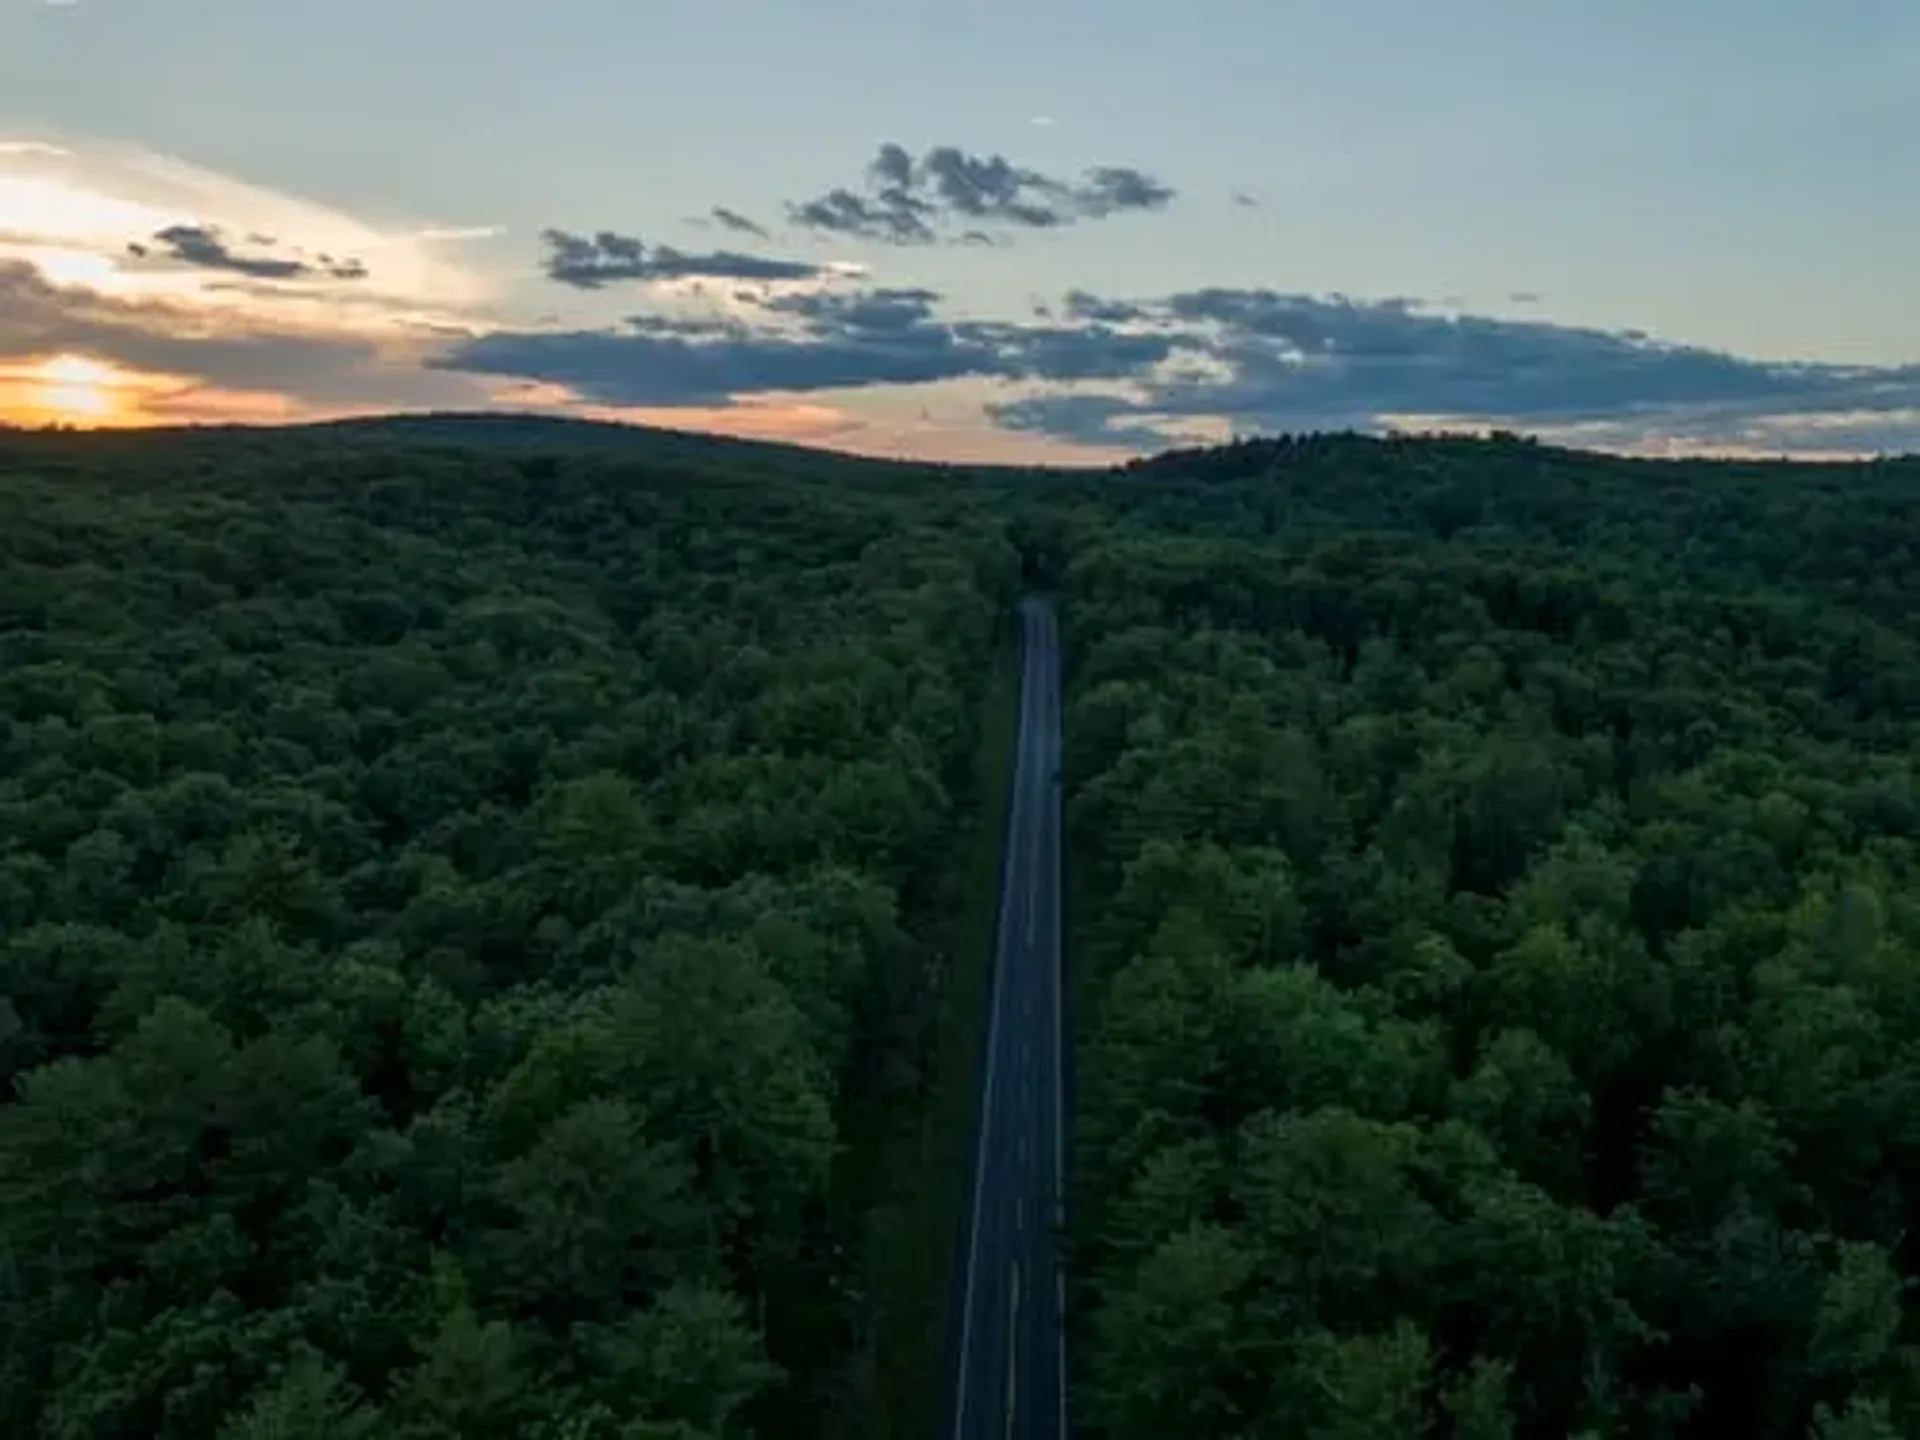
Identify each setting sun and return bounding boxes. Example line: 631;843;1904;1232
36;353;117;414
0;353;154;426
37;354;118;418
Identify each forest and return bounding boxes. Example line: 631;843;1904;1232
0;421;1021;1438
4;416;1920;1439
1050;434;1920;1438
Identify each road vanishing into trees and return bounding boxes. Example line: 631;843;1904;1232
948;596;1068;1440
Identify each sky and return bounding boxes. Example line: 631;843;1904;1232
2;0;1916;463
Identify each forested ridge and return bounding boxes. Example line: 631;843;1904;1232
0;423;1019;1438
1052;435;1920;1438
6;416;1920;1439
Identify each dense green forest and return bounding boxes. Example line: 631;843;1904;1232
6;417;1920;1439
1052;435;1920;1438
0;422;1020;1438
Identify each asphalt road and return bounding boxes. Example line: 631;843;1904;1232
948;596;1067;1440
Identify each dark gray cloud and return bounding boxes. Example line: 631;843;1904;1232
23;229;1912;458
785;142;1174;245
126;223;368;282
434;279;1180;406
2;259;371;381
988;393;1189;453
438;323;973;404
1231;190;1260;208
1074;166;1176;217
787;187;938;245
0;259;487;411
540;228;826;287
755;285;943;332
988;289;1920;451
1061;289;1152;324
709;206;769;238
430;273;1920;456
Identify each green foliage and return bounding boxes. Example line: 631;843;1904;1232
11;418;1920;1438
1057;435;1920;1437
0;424;1018;1437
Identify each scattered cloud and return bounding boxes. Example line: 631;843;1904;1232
435;275;1920;458
709;206;768;239
985;288;1920;452
539;227;827;288
6;134;1916;462
127;222;369;282
433;277;1181;407
988;393;1201;453
0;136;498;323
2;257;356;388
785;141;1174;245
0;137;514;424
0;257;506;415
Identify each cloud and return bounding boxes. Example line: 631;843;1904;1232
985;288;1920;452
0;138;513;422
127;222;369;282
709;206;768;239
411;224;505;244
0;266;499;426
1;257;368;386
0;258;510;414
753;285;944;331
435;272;1920;458
785;142;1174;245
539;227;826;288
0;136;499;326
988;393;1197;452
434;279;1182;407
1060;289;1152;324
10;135;1916;462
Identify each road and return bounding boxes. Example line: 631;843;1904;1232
948;595;1067;1440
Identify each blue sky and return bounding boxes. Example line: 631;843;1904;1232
2;0;1915;459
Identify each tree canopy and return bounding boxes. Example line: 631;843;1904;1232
0;422;1019;1438
6;415;1920;1439
1052;433;1920;1438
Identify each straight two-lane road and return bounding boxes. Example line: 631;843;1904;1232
948;596;1066;1440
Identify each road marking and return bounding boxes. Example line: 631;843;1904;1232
1005;1262;1020;1440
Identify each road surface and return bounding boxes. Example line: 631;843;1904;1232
948;596;1067;1440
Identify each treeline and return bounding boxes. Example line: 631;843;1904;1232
0;428;1018;1438
1057;439;1920;1438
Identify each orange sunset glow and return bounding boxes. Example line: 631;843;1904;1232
0;353;158;426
